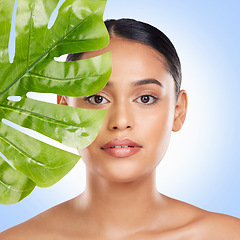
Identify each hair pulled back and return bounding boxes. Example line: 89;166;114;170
67;18;182;100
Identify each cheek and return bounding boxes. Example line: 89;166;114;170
138;104;174;161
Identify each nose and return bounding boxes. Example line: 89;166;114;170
107;101;134;131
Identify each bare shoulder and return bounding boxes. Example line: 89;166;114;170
0;200;72;240
164;195;240;239
196;211;240;239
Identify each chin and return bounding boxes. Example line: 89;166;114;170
79;148;154;183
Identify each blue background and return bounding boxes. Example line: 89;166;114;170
1;0;240;231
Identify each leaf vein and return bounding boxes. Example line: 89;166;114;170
0;178;34;192
27;72;99;81
0;134;46;166
0;104;80;128
0;10;95;97
0;134;77;170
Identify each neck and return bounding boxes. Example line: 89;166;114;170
74;169;165;236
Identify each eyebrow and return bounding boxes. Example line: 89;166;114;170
105;78;164;88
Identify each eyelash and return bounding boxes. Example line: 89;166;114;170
135;95;160;105
82;94;160;106
83;95;109;105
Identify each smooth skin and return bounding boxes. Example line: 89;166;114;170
1;37;240;240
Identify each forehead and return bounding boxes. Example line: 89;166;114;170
81;37;172;88
81;37;168;68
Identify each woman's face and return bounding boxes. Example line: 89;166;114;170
63;37;187;182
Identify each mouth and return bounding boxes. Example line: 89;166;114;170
100;138;142;158
107;145;140;149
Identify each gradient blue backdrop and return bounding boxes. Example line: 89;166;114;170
1;0;240;231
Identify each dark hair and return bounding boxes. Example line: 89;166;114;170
67;18;182;100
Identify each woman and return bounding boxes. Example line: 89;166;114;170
1;18;240;239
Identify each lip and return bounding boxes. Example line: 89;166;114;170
101;138;142;158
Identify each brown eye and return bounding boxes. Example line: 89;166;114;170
141;95;150;103
135;95;158;105
93;96;103;104
84;95;108;105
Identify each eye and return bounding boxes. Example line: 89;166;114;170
83;95;108;105
135;95;159;105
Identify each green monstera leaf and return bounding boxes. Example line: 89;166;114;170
0;0;111;204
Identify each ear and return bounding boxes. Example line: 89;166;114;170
57;95;68;105
172;90;188;132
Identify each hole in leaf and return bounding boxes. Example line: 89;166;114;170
54;54;68;62
8;0;18;63
2;119;78;155
48;0;66;29
0;151;16;170
26;92;57;104
7;96;22;102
